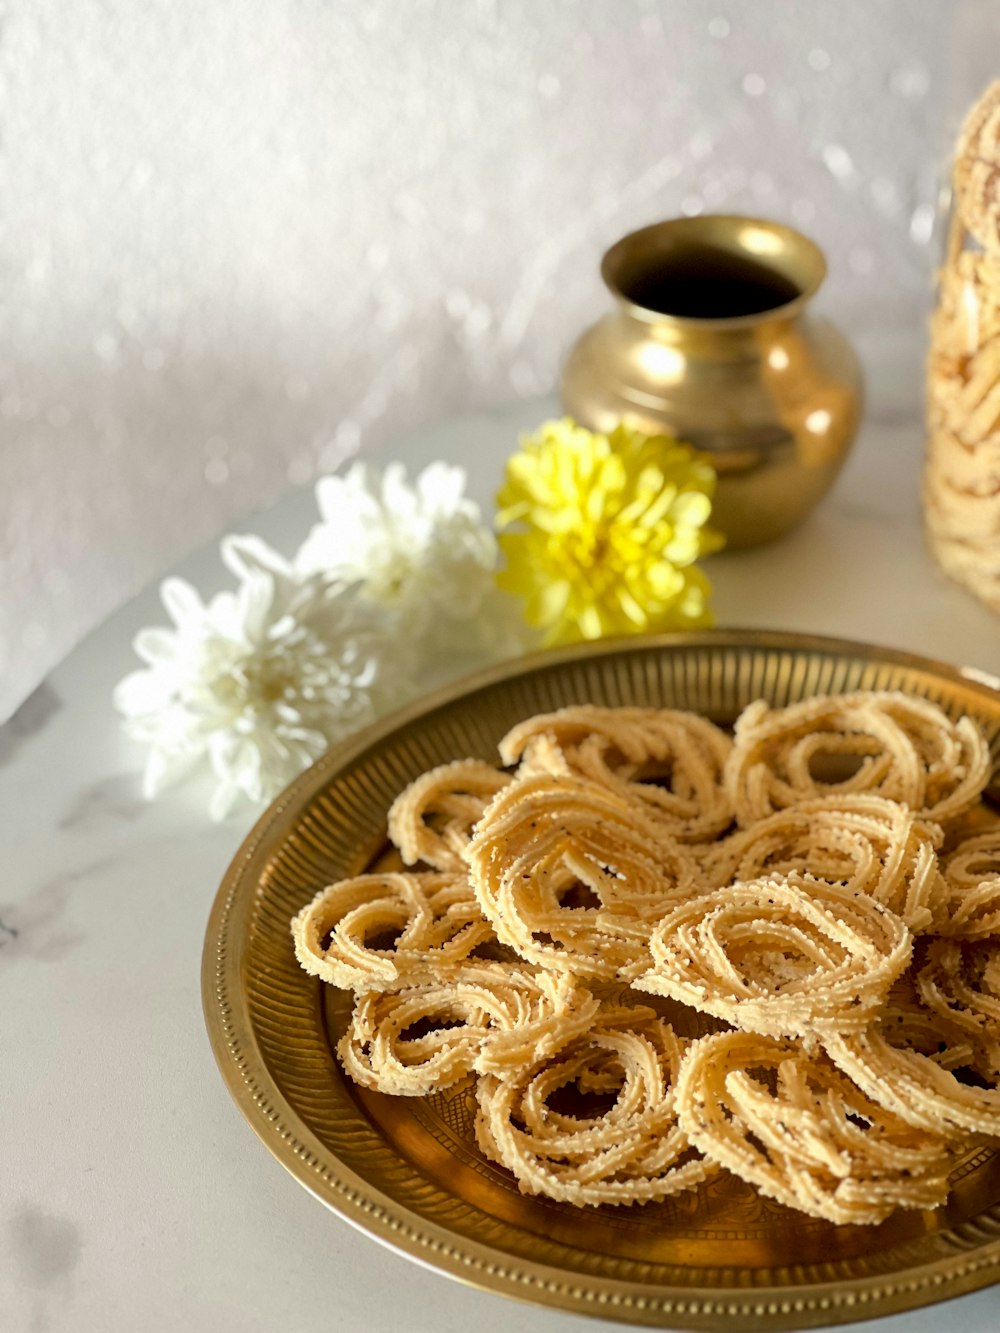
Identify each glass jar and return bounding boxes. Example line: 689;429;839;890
925;80;1000;613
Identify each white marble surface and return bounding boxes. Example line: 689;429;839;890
4;350;1000;1333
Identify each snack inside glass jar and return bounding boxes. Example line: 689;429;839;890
924;77;1000;614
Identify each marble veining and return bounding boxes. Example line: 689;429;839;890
8;1205;82;1291
0;881;81;963
56;774;149;832
0;857;121;963
7;1204;82;1333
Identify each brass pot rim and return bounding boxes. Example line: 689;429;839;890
601;213;828;330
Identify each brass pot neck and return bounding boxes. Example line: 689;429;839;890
602;214;827;335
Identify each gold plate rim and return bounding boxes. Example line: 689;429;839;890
202;630;1000;1330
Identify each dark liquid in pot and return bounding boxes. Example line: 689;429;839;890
622;246;801;318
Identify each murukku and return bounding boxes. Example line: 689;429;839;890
916;937;1000;1079
387;759;512;871
701;794;945;932
339;962;599;1096
825;1023;1000;1138
464;770;700;980
675;1031;954;1225
936;827;1000;937
951;78;1000;252
291;871;492;992
926;83;1000;612
498;705;733;842
289;693;1000;1223
878;974;975;1072
727;692;990;828
475;1008;715;1206
634;873;912;1037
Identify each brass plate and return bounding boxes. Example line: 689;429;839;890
202;631;1000;1329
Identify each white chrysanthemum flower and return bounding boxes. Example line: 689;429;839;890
296;461;507;657
114;535;395;820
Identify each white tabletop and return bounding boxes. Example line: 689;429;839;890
4;334;1000;1333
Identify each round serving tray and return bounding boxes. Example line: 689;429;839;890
202;631;1000;1330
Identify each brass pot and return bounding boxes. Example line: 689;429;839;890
561;215;863;548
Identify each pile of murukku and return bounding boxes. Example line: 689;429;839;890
291;692;1000;1224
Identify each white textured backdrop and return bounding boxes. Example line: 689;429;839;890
2;0;998;718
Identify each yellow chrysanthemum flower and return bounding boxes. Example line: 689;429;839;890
495;419;723;646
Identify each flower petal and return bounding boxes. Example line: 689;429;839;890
161;577;205;628
143;745;203;798
133;627;179;667
496;418;719;645
222;534;291;583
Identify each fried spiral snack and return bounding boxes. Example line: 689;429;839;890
464;770;698;980
878;974;975;1072
475;1009;715;1206
916;937;1000;1079
499;705;733;842
937;828;1000;938
675;1031;954;1226
339;963;600;1096
387;759;512;871
952;79;1000;257
702;794;945;932
726;691;990;828
925;84;1000;613
634;873;912;1037
292;871;492;992
825;1025;1000;1139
